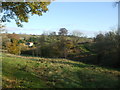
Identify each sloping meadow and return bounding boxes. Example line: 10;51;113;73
2;53;120;88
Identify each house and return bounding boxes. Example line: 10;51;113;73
26;42;34;47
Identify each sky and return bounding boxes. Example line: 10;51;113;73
5;2;118;37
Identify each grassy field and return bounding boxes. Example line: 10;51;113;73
2;53;120;88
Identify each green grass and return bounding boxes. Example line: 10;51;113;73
2;53;120;88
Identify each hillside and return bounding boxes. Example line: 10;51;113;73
2;53;120;88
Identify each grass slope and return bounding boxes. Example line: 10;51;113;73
2;53;120;88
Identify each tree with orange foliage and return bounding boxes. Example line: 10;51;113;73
6;39;21;55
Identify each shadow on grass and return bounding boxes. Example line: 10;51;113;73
46;60;91;68
13;70;47;88
2;54;120;88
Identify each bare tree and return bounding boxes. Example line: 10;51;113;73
72;30;82;37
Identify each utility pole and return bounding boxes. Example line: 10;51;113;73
118;1;120;34
118;0;120;66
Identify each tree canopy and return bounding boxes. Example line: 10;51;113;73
1;2;50;27
58;28;68;36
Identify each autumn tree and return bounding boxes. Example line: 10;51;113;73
1;2;50;27
6;39;21;55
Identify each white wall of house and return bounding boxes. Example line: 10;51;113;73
29;42;33;47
